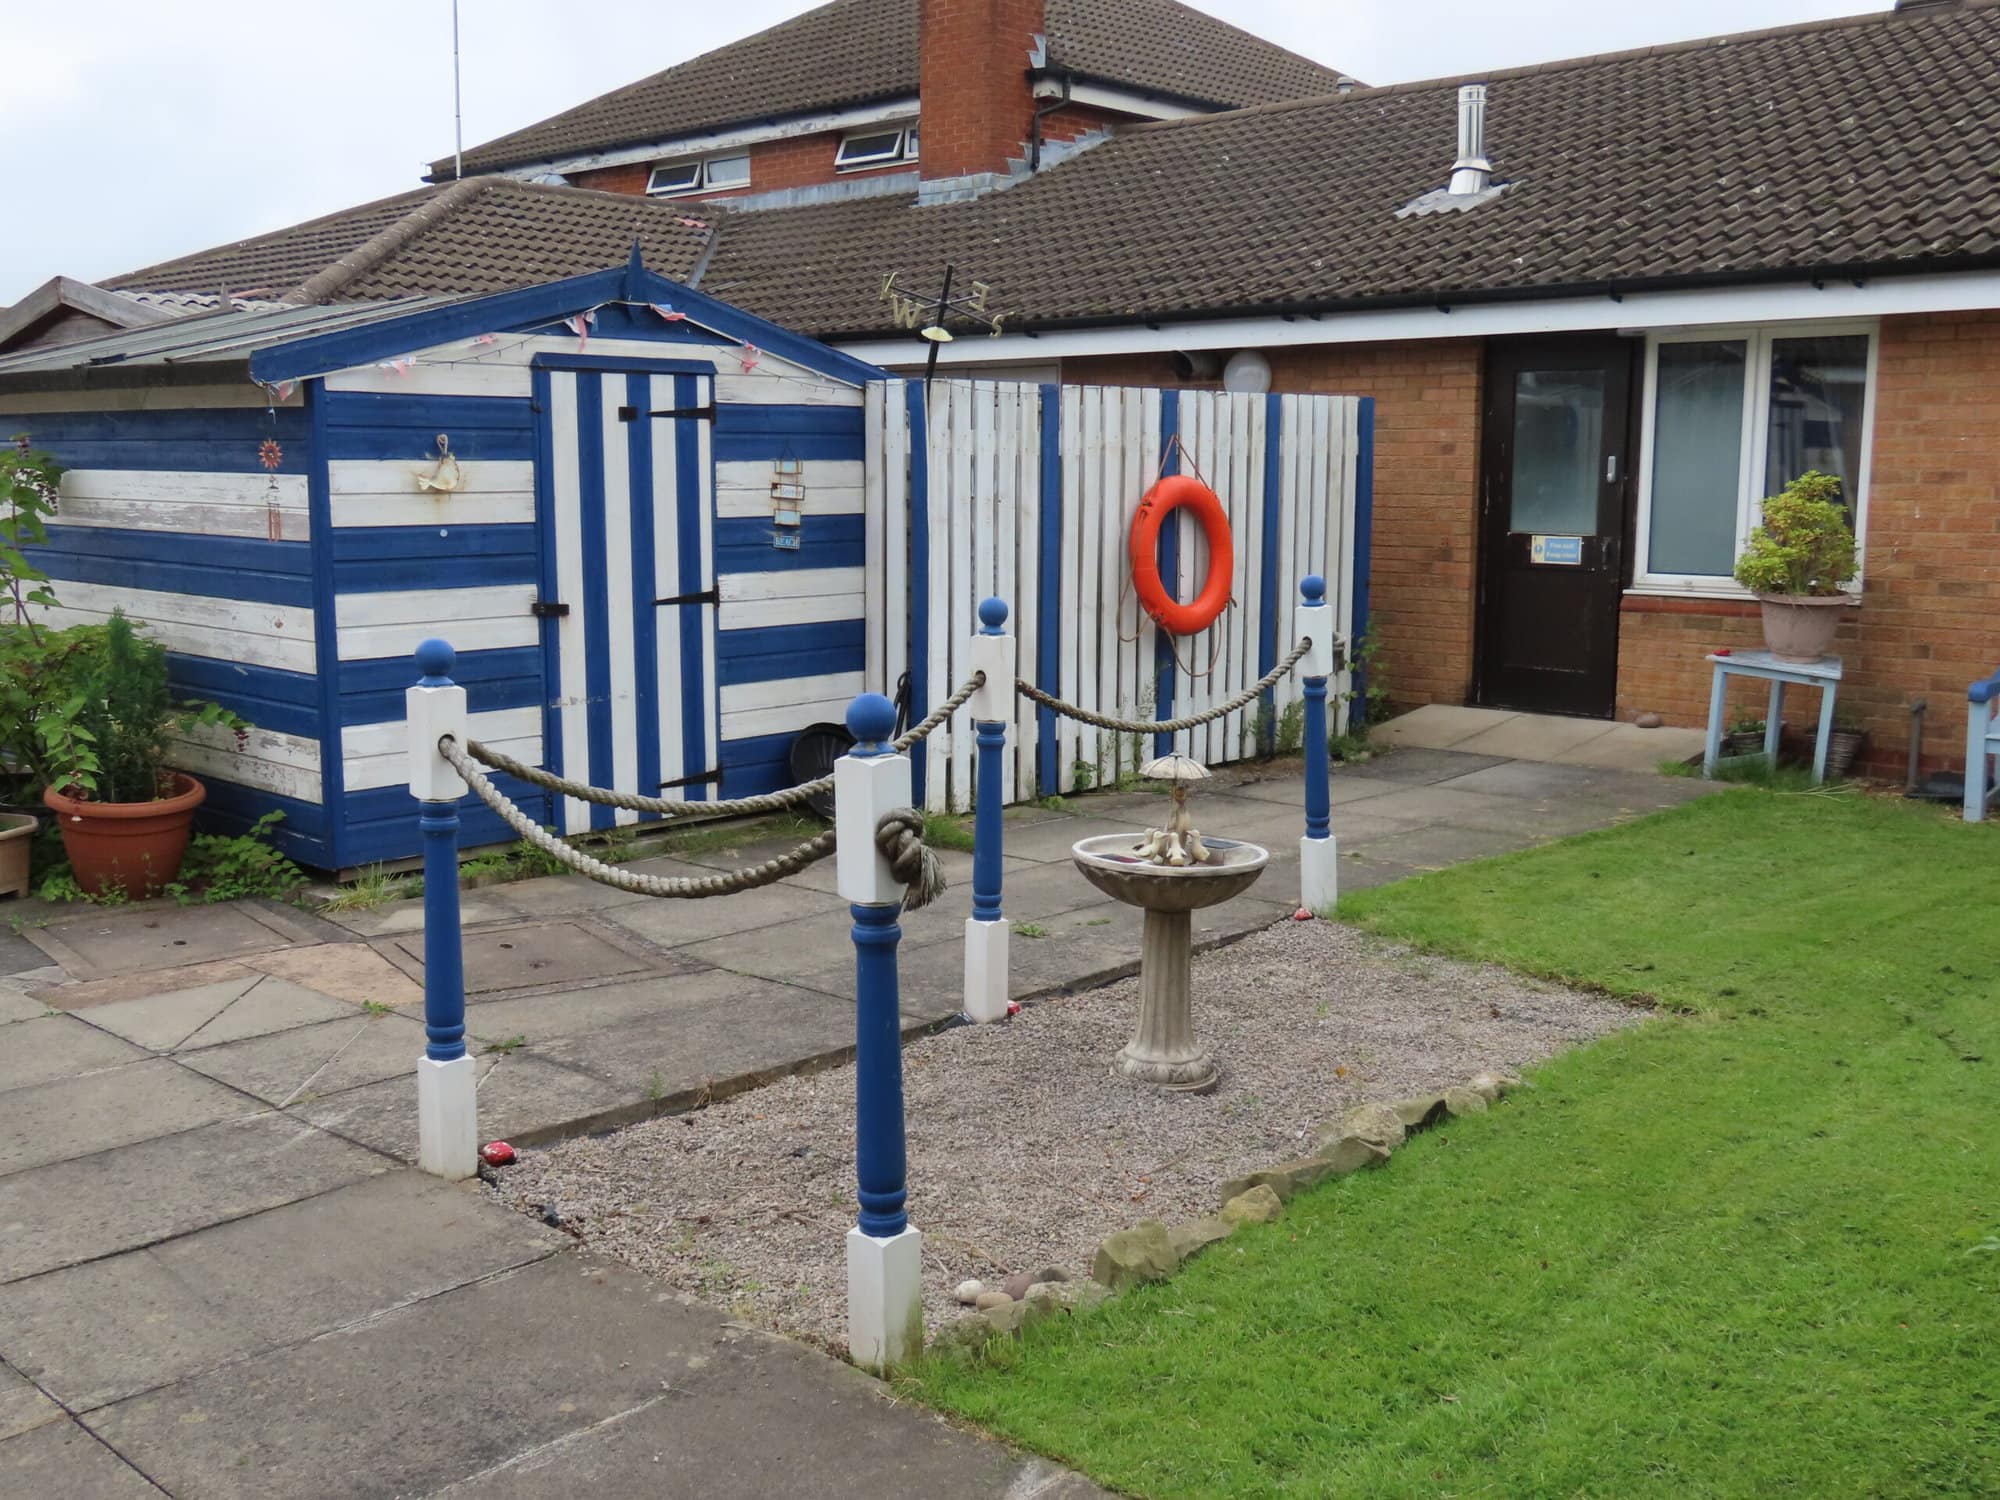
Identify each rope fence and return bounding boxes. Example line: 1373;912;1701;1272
1012;636;1325;737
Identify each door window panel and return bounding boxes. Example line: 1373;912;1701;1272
1510;370;1605;535
1648;340;1746;577
1765;335;1868;510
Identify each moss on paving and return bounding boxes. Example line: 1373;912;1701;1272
903;790;2000;1498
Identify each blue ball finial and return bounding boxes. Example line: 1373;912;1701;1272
415;638;456;683
978;596;1009;634
1301;574;1326;603
846;691;897;751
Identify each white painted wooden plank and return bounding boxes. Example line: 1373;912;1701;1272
601;390;640;822
950;382;978;812
983;383;1014;805
719;590;865;631
334;583;534;628
1336;396;1362;735
182;719;321;772
30;579;311;641
1057;385;1082;794
718;566;865;602
696;375;720;792
1276;394;1303;725
1173;394;1206;760
1309;398;1332;592
1231;394;1260;763
338;614;536;663
722;697;859;743
1012;384;1040;796
924;383;951;812
884;382;909;704
652;376;685;800
715;484;864;521
722;670;866;716
1135;388;1162;769
328;459;537;528
166;736;323;803
33;603;314;675
345;734;541;793
1074;384;1103;786
325;362;531;398
548;372;590;835
1107;387;1136;778
342;706;540;761
863;382;886;695
55;470;309;541
0;385;297;414
1241;394;1268;763
713;370;859;406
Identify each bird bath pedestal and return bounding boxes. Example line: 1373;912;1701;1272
1070;834;1268;1093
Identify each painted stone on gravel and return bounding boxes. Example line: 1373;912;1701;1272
1392;1094;1449;1130
1169;1214;1238;1261
1220;1184;1284;1226
1092;1220;1179;1290
975;1290;1014;1311
953;1279;986;1306
1442;1085;1490;1117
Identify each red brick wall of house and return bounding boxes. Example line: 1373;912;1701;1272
1062;340;1485;717
920;0;1042;179
1615;310;2000;774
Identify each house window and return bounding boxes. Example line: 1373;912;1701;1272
645;152;750;196
1634;324;1876;592
835;122;917;170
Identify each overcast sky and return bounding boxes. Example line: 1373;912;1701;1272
1;0;1884;304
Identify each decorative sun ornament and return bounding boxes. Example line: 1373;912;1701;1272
257;438;284;472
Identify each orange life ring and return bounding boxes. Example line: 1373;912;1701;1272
1129;475;1233;635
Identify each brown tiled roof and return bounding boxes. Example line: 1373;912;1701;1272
437;0;1348;176
696;0;2000;336
105;180;712;302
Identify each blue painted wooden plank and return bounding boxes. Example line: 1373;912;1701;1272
673;373;709;802
322;424;535;462
906;380;930;808
304;383;349;867
576;373;616;832
14;408;311;444
519;304;712;344
333;550;537;593
627;372;663;815
329;523;537;560
717;620;865;686
712;404;863;437
717;731;798;799
713;514;865;572
1259;391;1283;753
340;774;553;866
711;431;863;463
320;392;534;429
21;439;309;475
338;645;543;726
1036;384;1062;796
168;654;321;739
1351;397;1376;719
1154;390;1180;758
35;524;308;571
32;545;314;607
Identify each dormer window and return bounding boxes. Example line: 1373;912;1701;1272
646;152;750;196
835;122;918;171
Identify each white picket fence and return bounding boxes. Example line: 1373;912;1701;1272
863;379;1367;813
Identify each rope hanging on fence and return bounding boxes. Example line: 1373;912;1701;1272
438;736;943;908
460;673;987;820
1014;636;1323;736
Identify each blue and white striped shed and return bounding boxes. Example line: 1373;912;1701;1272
0;258;885;869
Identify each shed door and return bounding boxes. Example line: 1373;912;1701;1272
538;366;718;833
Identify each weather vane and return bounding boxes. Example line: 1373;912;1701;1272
880;265;1008;385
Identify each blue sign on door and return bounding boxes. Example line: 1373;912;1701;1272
1531;534;1584;566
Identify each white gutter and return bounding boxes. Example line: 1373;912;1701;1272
836;269;2000;368
495;96;920;181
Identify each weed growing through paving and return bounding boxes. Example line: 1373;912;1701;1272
483;1034;527;1055
361;1000;396;1018
910;790;2000;1496
321;863;422;913
921;810;977;853
1015;922;1048;939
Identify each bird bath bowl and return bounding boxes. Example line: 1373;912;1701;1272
1071;833;1269;1093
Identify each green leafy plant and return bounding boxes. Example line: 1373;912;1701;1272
322;863;422;913
0;434;62;622
1347;628;1391;727
1274;699;1306;756
1733;471;1857;598
1070;758;1097;792
163;813;303;903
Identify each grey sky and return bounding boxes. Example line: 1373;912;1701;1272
0;0;1882;304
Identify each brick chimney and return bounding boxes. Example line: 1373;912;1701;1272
919;0;1044;198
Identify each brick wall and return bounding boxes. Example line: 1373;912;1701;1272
1616;310;2000;774
920;0;1042;179
1063;338;1484;716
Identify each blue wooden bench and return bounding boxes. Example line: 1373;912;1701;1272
1967;669;2000;822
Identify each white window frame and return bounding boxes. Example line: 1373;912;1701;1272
835;121;917;172
1631;319;1878;598
645;152;750;197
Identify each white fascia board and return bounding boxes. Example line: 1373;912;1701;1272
1031;78;1202;121
836;269;2000;368
500;96;921;181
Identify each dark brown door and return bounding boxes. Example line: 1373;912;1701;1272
1474;337;1633;717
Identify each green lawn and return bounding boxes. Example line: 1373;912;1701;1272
905;790;2000;1497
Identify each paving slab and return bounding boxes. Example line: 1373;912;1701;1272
1358;746;1514;784
320;893;515;939
177;1010;437;1108
1551;721;1706;771
1372;703;1519;749
597;878;845;948
294;1051;635;1157
1338;783;1533;829
25;902;312;981
0;1361;61;1442
241;942;423;1008
992;815;1158;864
1348;823;1539;873
63;973;259;1051
0;1416;160;1497
0;1058;255;1177
393;920;660;996
177;975;358;1049
1451;714;1627;762
0;930;52;978
679;903;959;982
0;1173;561;1412
477;870;661;917
0;1113;386;1284
0;985;51;1025
0;1014;148;1092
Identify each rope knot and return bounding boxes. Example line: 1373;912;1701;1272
875;807;944;911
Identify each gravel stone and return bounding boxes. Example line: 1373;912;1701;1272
953;1278;985;1305
489;920;1637;1351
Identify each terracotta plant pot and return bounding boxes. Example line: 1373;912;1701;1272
0;811;36;899
43;773;206;898
1754;593;1847;664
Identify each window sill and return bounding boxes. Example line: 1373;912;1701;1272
1622;587;1862;618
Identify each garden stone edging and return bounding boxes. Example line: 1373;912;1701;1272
928;1072;1524;1362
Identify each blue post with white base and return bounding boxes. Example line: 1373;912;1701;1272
1296;577;1339;916
406;639;477;1180
836;692;923;1370
965;597;1017;1023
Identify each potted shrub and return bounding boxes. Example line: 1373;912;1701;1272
37;613;251;897
1733;470;1857;663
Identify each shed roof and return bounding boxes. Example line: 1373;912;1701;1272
437;0;1350;177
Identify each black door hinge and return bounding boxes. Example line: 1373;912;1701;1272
654;587;719;607
658;767;725;791
618;404;717;422
530;600;570;619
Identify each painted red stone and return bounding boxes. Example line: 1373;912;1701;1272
480;1141;517;1167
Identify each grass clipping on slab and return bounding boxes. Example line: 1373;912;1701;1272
490;920;1631;1352
909;790;2000;1499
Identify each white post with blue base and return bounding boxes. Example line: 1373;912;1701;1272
406;639;478;1181
837;692;924;1371
1296;577;1339;915
964;597;1016;1023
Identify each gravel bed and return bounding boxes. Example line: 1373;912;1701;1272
491;920;1640;1352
